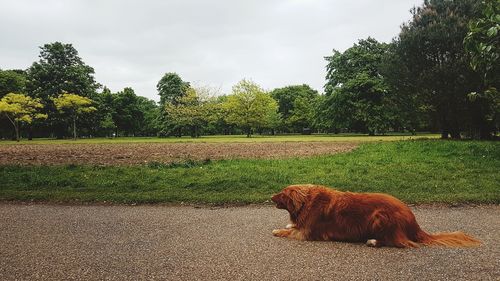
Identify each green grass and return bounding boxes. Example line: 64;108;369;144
0;133;439;145
0;140;498;204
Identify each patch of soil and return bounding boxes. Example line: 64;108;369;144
0;142;357;166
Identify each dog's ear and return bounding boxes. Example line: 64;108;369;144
286;187;307;212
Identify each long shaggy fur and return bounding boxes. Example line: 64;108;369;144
271;185;480;248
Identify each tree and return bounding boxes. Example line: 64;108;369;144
393;0;482;139
27;42;100;101
223;79;278;137
0;70;28;138
0;93;47;141
380;44;428;134
111;88;143;136
270;84;319;132
203;95;233;135
464;0;500;138
288;96;317;132
26;42;100;138
52;93;97;139
323;38;393;135
0;70;27;98
156;72;190;105
93;87;116;137
156;72;190;136
165;88;207;137
136;96;160;136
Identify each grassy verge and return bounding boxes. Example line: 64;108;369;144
0;140;498;204
0;133;439;145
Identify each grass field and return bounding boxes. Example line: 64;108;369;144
0;133;439;144
0;139;498;204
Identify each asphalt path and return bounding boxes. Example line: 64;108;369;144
0;203;498;280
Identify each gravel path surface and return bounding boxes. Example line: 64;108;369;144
0;142;357;166
0;204;498;280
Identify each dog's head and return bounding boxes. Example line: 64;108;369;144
271;185;310;213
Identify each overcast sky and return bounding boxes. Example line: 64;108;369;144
0;0;422;101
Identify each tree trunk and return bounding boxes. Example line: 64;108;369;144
5;115;20;141
450;130;461;139
15;121;20;142
441;131;449;139
246;127;251;138
73;116;77;140
28;125;33;140
440;115;449;139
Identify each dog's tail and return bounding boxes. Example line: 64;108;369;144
416;230;480;247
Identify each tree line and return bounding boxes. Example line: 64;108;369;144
1;0;498;140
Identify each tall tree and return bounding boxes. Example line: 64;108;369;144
111;87;143;136
156;72;190;105
156;72;190;136
26;42;100;138
164;88;207;137
270;84;319;132
52;93;97;139
0;93;47;141
380;44;428;134
136;96;160;136
223;79;278;137
26;42;99;101
393;0;482;139
323;38;393;135
92;87;116;137
288;96;318;132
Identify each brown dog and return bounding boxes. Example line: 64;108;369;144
271;184;480;248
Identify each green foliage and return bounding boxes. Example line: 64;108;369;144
164;87;214;137
223;79;279;137
270;85;319;132
464;0;500;137
156;72;190;105
464;0;500;79
26;42;100;138
111;88;143;136
0;93;47;141
0;140;497;204
393;0;483;139
136;96;161;136
52;93;96;114
380;44;428;133
52;93;96;139
156;72;191;136
323;38;393;135
26;42;99;101
0;70;27;98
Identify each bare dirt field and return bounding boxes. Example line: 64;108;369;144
0;142;357;165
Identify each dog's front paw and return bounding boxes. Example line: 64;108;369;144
285;223;296;229
273;229;291;237
366;239;378;247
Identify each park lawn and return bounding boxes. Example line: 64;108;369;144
0;140;498;204
0;133;439;145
